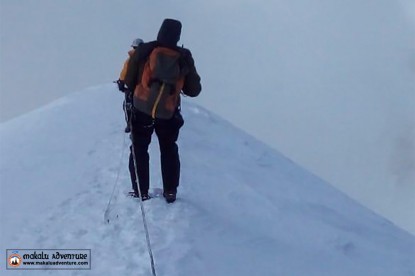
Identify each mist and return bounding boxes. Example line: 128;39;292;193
1;0;414;234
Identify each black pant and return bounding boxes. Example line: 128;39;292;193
123;92;133;126
129;110;184;194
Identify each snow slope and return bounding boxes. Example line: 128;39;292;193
0;85;414;275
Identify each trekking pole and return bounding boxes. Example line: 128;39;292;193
129;111;157;276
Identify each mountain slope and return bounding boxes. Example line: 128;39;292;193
0;85;414;275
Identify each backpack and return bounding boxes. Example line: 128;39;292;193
133;47;185;119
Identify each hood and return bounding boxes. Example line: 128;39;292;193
157;18;182;47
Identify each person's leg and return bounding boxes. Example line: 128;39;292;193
129;111;154;196
155;112;184;198
124;93;133;133
125;93;133;132
128;147;138;193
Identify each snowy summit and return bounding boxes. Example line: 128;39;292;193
0;84;414;275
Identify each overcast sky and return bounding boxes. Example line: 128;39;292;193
1;0;414;234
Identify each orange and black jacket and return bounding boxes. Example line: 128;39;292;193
119;49;136;82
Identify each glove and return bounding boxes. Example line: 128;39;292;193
117;79;126;92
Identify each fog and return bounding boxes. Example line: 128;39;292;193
1;0;414;234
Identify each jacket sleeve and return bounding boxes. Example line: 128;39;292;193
119;57;130;81
181;49;202;97
125;50;140;91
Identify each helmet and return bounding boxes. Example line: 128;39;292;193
131;38;143;48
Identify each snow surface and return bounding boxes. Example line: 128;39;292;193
0;85;414;275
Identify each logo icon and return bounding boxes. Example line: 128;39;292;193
8;254;22;267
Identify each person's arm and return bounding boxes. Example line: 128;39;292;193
116;57;130;92
119;58;129;81
181;49;201;97
125;50;140;92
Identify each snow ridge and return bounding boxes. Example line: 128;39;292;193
1;85;414;275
